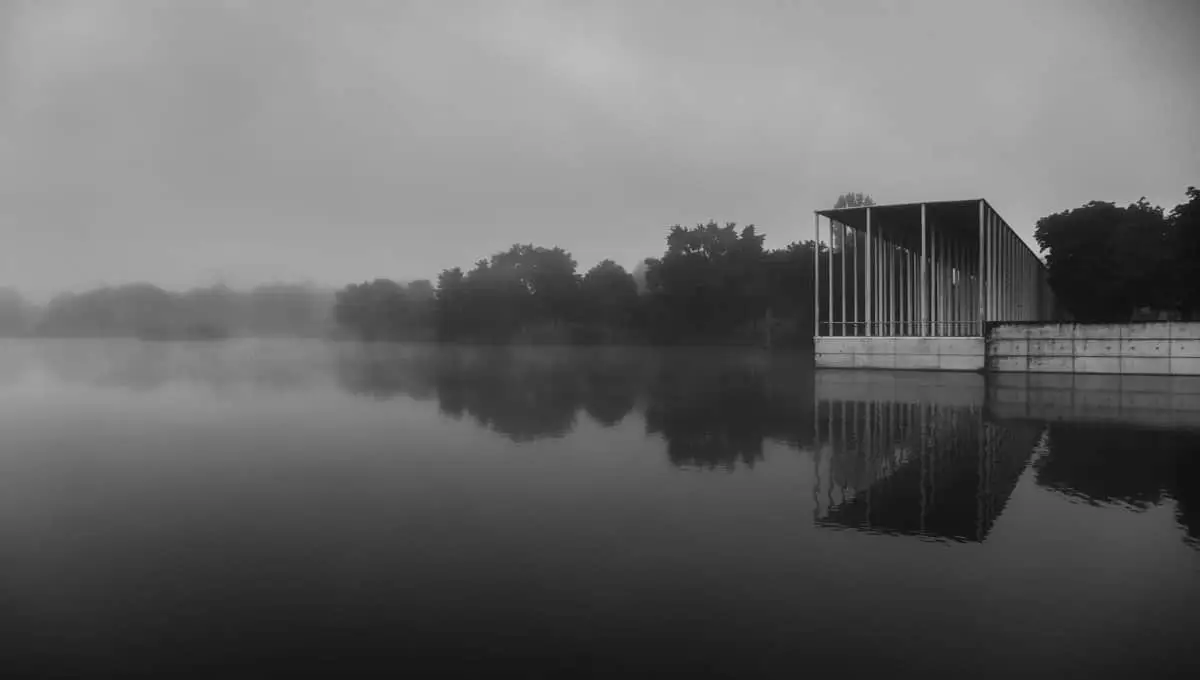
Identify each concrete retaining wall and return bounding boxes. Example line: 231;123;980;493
814;337;985;372
987;322;1200;375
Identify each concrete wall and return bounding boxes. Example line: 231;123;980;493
987;322;1200;375
814;337;985;371
987;372;1200;431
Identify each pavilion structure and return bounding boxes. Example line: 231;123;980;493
813;199;1056;370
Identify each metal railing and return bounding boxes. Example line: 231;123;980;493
819;320;984;337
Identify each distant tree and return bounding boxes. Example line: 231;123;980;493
435;267;468;340
406;279;436;302
37;283;177;337
335;279;434;341
0;287;32;336
432;245;582;342
580;260;639;338
834;192;876;209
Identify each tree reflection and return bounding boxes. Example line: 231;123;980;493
642;353;814;470
334;345;816;467
336;345;651;441
433;348;587;441
1035;423;1200;546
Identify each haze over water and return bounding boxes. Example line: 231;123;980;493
0;339;1196;677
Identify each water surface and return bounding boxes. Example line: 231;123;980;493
1;340;1197;678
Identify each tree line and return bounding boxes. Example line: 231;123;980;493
0;283;336;339
1036;186;1199;322
334;222;838;348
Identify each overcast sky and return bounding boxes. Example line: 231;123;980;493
2;0;1197;299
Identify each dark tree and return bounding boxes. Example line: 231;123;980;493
1034;198;1175;322
579;260;638;341
334;279;434;341
1170;187;1200;319
643;221;768;343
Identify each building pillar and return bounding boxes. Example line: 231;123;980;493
930;221;938;337
813;212;820;338
977;200;985;334
920;203;928;336
865;208;872;337
839;222;846;334
852;225;859;334
827;217;834;334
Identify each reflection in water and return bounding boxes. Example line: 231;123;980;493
17;339;1199;546
812;376;1042;542
643;353;814;470
1034;424;1200;544
336;344;815;468
1;340;1199;677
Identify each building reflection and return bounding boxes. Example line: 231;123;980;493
811;371;1041;542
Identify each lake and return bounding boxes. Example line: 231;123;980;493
1;339;1197;678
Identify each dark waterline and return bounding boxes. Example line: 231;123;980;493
0;339;1197;678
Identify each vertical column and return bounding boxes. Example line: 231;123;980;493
930;222;937;337
951;232;958;335
890;240;897;336
840;222;847;334
938;228;946;335
989;209;998;322
865;208;872;337
936;229;945;335
977;200;985;334
1006;225;1014;321
879;232;886;336
852;225;859;334
920;204;928;337
883;231;892;335
910;248;916;336
959;232;966;332
874;226;880;335
883;236;892;338
1010;227;1017;321
957;233;964;335
1018;242;1025;320
1001;225;1008;321
958;233;965;334
813;212;820;338
827;217;834;334
903;242;910;336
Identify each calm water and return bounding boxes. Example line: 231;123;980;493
1;339;1197;678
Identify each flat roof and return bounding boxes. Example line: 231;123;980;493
814;198;1041;262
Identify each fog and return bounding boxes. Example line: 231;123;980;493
2;0;1197;300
